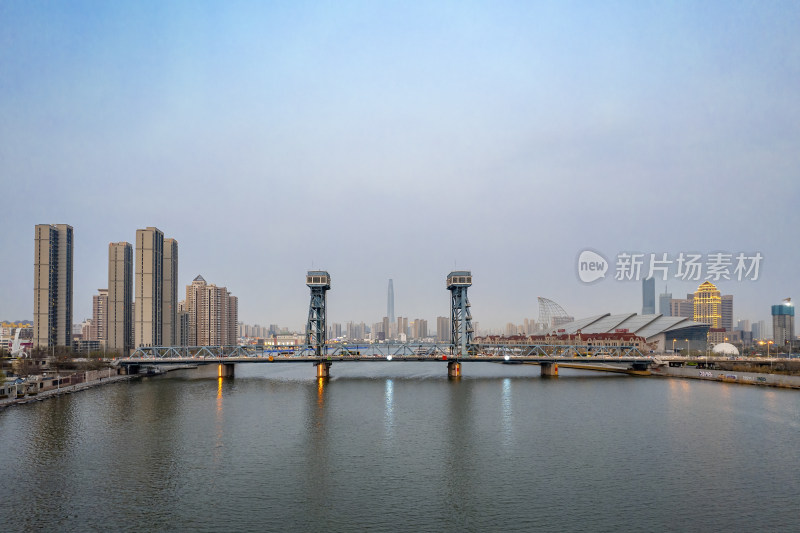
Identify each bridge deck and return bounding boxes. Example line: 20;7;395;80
117;355;653;365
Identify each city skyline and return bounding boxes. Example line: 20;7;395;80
2;2;799;330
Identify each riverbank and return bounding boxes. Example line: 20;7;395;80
650;364;800;389
0;373;138;409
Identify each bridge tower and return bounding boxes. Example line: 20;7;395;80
447;271;473;375
306;271;331;377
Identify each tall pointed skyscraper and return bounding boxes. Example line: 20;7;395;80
387;279;395;325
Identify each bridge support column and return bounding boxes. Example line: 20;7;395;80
447;361;461;378
218;363;235;378
540;362;558;377
316;362;331;379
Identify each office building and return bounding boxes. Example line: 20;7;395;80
693;281;721;328
772;299;795;346
108;242;133;355
33;224;73;348
721;294;733;332
642;277;655;315
135;227;164;347
659;291;672;316
671;296;693;319
387;279;395;325
162;238;179;346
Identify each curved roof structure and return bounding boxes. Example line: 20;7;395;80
548;313;710;340
538;297;571;328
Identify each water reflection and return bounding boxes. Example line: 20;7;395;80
317;377;325;409
214;377;224;463
501;378;512;448
384;379;395;442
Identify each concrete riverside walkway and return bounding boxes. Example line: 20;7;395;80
650;364;800;389
0;373;137;409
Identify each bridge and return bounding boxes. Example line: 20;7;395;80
117;270;653;378
119;342;653;378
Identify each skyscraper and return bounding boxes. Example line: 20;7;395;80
162;238;179;346
642;277;655;315
721;294;733;332
108;242;133;355
90;289;108;342
693;281;721;328
436;316;450;342
772;299;795;346
659;290;672;316
33;224;73;348
135;227;164;347
185;275;238;346
387;279;395;325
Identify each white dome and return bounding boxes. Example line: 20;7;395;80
712;342;739;356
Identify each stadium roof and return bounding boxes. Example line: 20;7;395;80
548;313;710;340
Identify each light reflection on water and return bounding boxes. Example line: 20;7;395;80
1;363;799;532
501;377;512;449
384;378;394;442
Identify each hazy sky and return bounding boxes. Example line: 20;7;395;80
2;0;798;332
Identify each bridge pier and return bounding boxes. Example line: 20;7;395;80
447;361;461;378
540;362;558;377
316;361;331;379
218;363;235;378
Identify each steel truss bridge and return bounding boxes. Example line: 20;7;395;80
127;343;648;360
119;343;654;377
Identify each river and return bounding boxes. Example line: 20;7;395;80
1;362;798;532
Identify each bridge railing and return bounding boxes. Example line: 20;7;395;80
126;343;648;360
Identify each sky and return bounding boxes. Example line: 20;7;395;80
1;0;799;332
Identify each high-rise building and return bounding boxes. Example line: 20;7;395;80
90;289;108;342
179;311;189;346
33;224;73;348
659;291;672;316
772;299;795;346
671;296;693;318
397;317;408;338
162;238;179;346
185;275;238;346
228;294;238;344
693;281;721;328
752;320;766;340
411;319;428;340
642;277;655;315
387;279;395;325
108;243;133;355
436;316;450;342
721;294;733;332
135;227;164;347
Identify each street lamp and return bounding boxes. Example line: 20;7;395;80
685;339;690;357
672;339;676;354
